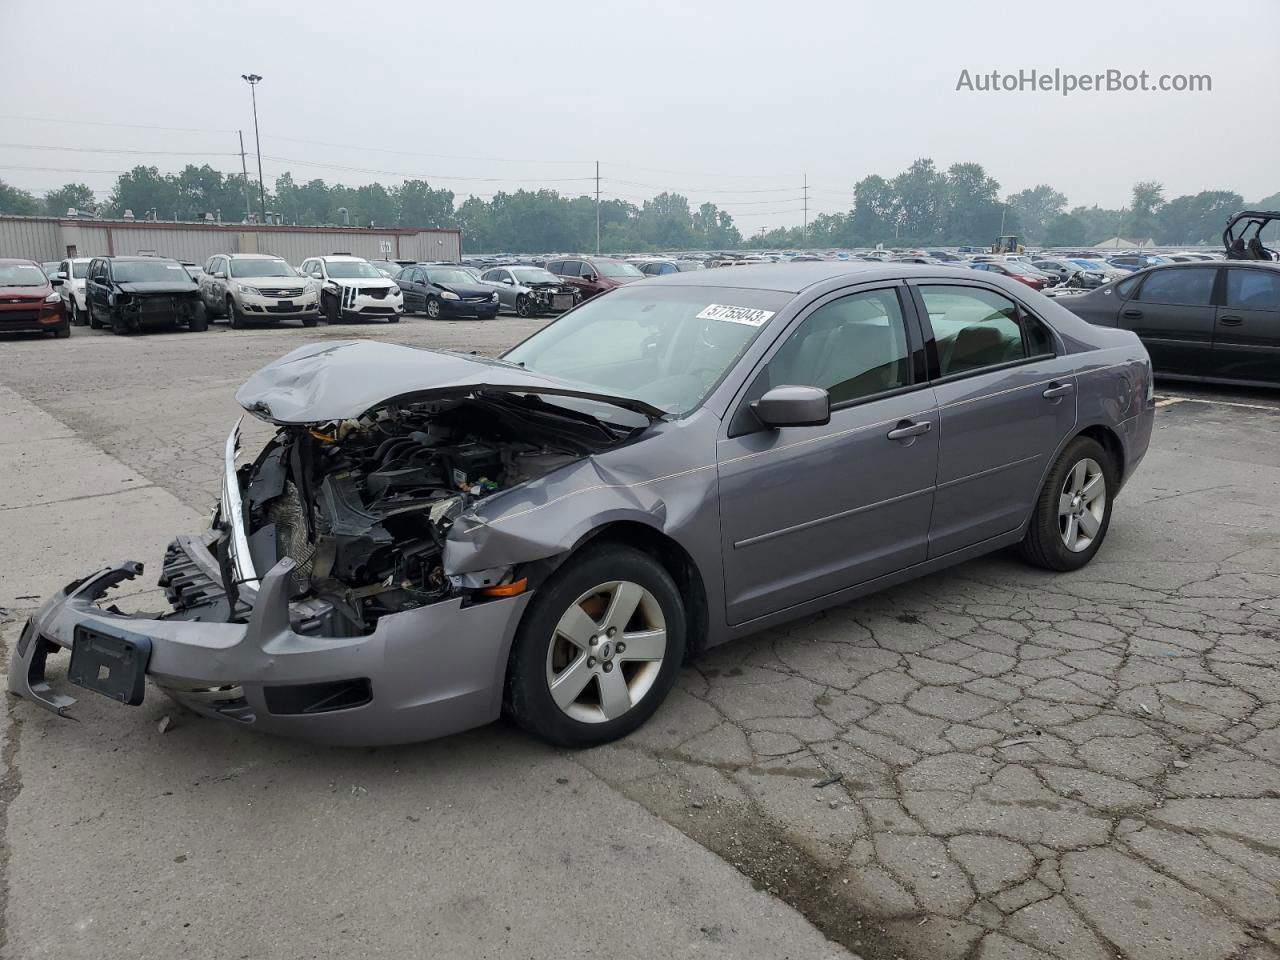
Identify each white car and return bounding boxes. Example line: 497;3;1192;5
299;255;404;324
56;257;93;326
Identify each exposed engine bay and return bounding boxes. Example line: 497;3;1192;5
220;394;627;635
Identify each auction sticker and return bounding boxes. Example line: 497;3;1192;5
696;304;776;326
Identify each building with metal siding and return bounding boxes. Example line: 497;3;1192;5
0;216;461;265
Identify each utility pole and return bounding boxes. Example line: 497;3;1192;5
241;74;266;223
237;130;253;223
595;161;601;256
802;173;809;248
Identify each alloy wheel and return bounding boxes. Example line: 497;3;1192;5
1059;457;1106;553
544;580;667;724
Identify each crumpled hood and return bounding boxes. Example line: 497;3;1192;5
235;340;665;425
116;281;198;295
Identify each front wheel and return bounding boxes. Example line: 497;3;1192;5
1017;436;1115;571
425;297;442;320
516;295;532;318
324;295;341;325
226;297;244;329
69;301;85;326
302;314;319;328
87;302;104;329
506;544;686;748
187;301;208;332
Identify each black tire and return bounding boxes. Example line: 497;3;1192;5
187;301;208;332
302;314;319;328
516;295;532;318
1017;436;1115;572
110;311;135;336
53;323;70;339
506;543;686;748
425;297;442;320
324;295;341;324
87;302;103;330
387;314;400;323
69;301;85;326
226;297;244;330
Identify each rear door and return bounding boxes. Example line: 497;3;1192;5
911;281;1078;558
1215;267;1280;384
717;284;938;624
1124;266;1219;374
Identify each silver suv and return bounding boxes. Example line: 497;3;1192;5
199;254;320;329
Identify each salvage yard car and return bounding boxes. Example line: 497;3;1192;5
395;264;500;319
479;265;578;316
9;263;1154;749
199;254;321;328
56;257;93;326
84;256;208;335
300;255;404;324
0;258;69;338
1057;260;1280;386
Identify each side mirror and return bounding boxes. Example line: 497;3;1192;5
50;277;64;287
213;271;226;279
56;271;68;280
750;385;830;429
502;278;514;285
583;273;597;283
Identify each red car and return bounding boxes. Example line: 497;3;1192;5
544;256;644;300
969;260;1050;290
0;258;69;338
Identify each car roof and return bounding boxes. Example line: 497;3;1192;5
103;255;179;262
318;255;367;262
227;253;285;259
0;257;40;266
644;261;991;293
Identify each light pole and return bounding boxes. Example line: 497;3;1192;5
241;73;266;223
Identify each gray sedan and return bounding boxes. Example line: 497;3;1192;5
9;264;1154;749
479;265;578;316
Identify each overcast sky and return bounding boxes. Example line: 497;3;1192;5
3;0;1277;230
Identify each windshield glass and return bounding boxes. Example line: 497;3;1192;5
0;264;48;286
325;261;382;279
70;261;89;278
503;285;791;415
111;260;192;283
230;258;295;278
1002;262;1037;275
594;260;644;278
426;268;479;286
513;268;559;284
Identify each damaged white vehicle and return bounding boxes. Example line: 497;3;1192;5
9;266;1154;747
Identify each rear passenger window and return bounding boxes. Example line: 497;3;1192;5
1138;268;1216;306
1225;269;1280;310
766;289;911;405
920;286;1038;376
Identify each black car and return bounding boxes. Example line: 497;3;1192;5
1058;261;1280;386
395;265;500;320
84;256;208;335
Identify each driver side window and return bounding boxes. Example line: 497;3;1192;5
765;289;911;405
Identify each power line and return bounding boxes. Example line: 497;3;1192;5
0;115;237;134
260;153;596;184
0;142;240;157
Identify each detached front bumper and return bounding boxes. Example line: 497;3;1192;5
8;551;530;745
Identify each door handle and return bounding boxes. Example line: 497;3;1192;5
1042;382;1075;400
1219;315;1243;326
1121;308;1143;319
886;419;931;441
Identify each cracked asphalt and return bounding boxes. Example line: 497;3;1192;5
1;318;1278;960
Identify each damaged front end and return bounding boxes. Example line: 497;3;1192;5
9;341;659;744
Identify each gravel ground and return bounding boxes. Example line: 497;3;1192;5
2;315;1279;960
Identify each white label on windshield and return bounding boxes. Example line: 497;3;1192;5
696;304;775;326
167;264;183;270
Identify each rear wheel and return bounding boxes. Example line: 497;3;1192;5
1018;436;1115;571
506;544;686;748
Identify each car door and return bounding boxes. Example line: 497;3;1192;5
1124;266;1218;374
87;258;109;312
489;268;516;309
1215;267;1280;384
557;260;592;299
911;281;1078;558
717;284;939;625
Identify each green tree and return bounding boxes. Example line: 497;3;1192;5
0;179;41;215
1069;205;1124;243
944;163;1003;244
891;158;944;243
848;174;895;246
43;183;96;217
1156;191;1242;245
1044;213;1087;247
107;165;180;219
1254;191;1280;210
398;180;455;228
1005;185;1067;243
1123;181;1165;241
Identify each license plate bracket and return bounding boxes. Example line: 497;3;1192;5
69;624;152;705
278;300;293;308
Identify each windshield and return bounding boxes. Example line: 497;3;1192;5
503;285;791;415
426;268;479;286
513;268;559;284
70;261;89;278
0;264;48;287
231;258;296;278
1002;262;1037;275
325;261;382;279
594;260;644;278
112;260;192;283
